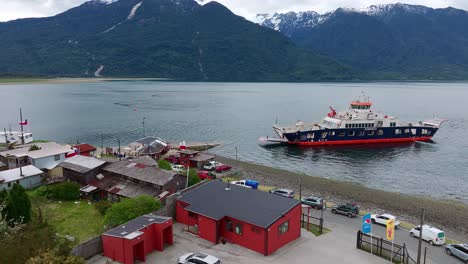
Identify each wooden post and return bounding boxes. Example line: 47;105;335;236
357;230;361;249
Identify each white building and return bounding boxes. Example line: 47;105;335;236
0;165;43;190
0;142;72;171
0;131;34;144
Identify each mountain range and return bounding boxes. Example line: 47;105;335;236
0;0;349;81
257;4;468;79
1;1;468;80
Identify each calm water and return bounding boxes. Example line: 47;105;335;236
1;82;467;202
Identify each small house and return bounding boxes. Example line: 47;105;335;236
176;180;301;256
102;214;173;264
0;165;43;190
129;137;169;159
59;155;106;185
73;144;97;157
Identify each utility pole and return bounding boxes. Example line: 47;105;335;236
118;139;121;161
101;133;104;156
299;174;302;201
3;128;8;144
19;108;25;145
235;147;238;169
417;208;425;264
142;117;146;137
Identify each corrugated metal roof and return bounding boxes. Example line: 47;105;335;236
103;160;178;187
178;180;300;228
104;214;171;238
60;155;106;173
0;142;71;159
0;165;43;183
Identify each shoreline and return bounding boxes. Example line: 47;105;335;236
216;156;468;240
0;77;172;85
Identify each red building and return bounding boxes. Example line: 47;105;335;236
102;214;173;264
178;150;215;168
74;144;97;157
176;180;301;256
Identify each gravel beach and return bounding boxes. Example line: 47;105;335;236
216;156;468;241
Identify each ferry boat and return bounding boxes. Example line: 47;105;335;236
263;98;444;146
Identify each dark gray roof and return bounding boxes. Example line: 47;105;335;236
104;214;171;238
103;160;178;186
177;180;300;228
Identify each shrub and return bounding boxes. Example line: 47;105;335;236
157;159;172;171
188;169;201;187
28;145;41;151
93;200;112;215
4;184;31;224
104;195;161;227
37;182;80;201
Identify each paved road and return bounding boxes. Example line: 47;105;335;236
306;207;465;264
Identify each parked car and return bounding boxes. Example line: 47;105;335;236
178;252;221;264
445;244;468;263
331;203;359;218
371;214;400;228
172;164;185;173
203;161;223;171
301;196;325;209
269;188;295;198
215;164;232;173
197;170;217;180
165;155;180;164
409;225;445;246
231;180;259;189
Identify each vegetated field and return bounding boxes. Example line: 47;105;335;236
28;191;104;243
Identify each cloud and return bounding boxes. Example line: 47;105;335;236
1;0;468;22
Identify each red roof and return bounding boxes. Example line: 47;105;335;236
74;144;97;153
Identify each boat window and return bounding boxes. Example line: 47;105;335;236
427;130;432;135
358;131;364;136
349;131;355;136
395;129;402;135
368;131;374;136
329;131;335;136
422;129;427;135
378;130;383;135
321;132;328;139
338;132;345;137
404;129;410;133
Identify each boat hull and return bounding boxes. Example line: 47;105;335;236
281;126;438;146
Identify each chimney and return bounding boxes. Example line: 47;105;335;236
225;181;231;191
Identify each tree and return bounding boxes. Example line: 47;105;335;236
5;184;31;224
0;203;25;241
104;195;162;227
26;250;84;264
157;159;172;171
187;169;201;187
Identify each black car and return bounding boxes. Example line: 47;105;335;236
331;203;359;218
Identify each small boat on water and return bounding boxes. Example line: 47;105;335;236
260;97;445;146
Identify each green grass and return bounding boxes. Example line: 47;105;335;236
44;200;104;244
99;154;118;159
31;139;49;143
301;221;331;236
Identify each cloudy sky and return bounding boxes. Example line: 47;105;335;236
1;0;468;22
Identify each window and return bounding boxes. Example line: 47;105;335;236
345;124;349;128
279;221;289;235
404;129;410;134
226;220;233;232
349;131;355;136
321;132;328;139
54;154;60;161
329;131;335;136
7;182;11;187
188;212;197;219
377;130;383;135
358;131;364;136
338;132;345;137
235;223;243;235
422;129;428;135
395;129;402;135
368;131;374;136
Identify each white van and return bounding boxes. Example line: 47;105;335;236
409;225;445;246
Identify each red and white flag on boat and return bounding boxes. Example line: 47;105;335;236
19;119;28;126
179;140;187;150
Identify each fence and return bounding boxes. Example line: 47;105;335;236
356;230;426;264
71;236;103;259
301;213;324;234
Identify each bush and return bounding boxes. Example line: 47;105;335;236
157;159;172;171
188;169;201;187
37;182;80;201
104;195;161;227
93;200;112;215
28;145;41;151
4;184;31;224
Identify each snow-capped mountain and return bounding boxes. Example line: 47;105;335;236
257;3;468;79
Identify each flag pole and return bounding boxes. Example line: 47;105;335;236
370;224;373;255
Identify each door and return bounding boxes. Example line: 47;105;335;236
413;226;421;238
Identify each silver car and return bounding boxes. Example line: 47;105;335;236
445;244;468;263
269;188;295;198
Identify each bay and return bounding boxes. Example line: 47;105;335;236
1;81;467;202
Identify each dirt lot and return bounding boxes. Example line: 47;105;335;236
216;156;468;240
